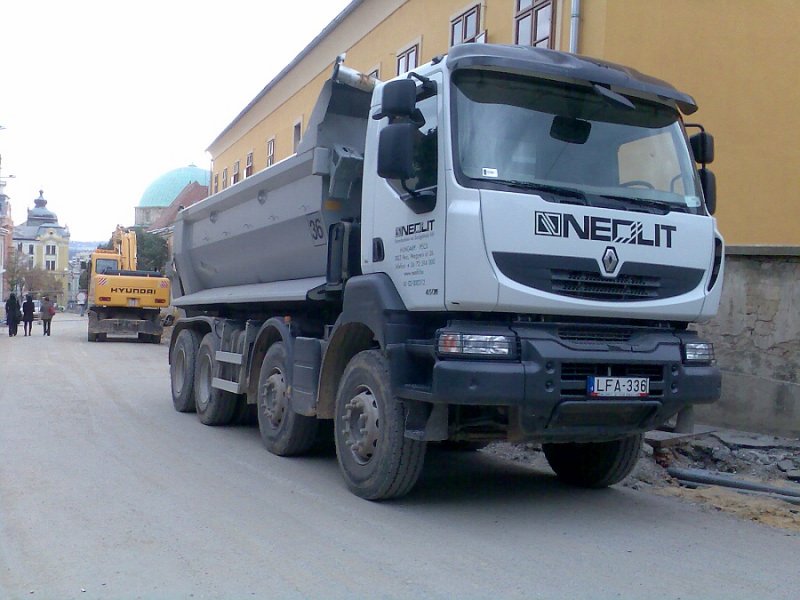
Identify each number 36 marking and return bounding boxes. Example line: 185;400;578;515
307;213;326;247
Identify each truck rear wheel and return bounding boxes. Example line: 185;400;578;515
194;333;238;425
542;434;643;488
334;350;426;500
256;342;318;456
170;328;202;412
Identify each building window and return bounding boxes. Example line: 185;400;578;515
397;44;418;75
451;5;480;46
367;67;380;79
222;168;228;190
28;244;34;255
293;121;302;153
46;244;56;255
45;260;55;271
232;160;240;185
214;173;219;194
246;152;254;177
266;138;275;166
515;0;555;49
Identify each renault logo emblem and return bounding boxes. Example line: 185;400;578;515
602;246;619;274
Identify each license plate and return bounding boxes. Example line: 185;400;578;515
127;299;139;307
587;376;649;397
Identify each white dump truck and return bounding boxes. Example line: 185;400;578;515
168;44;723;500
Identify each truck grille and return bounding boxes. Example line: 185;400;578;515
492;252;704;302
557;327;635;343
552;269;659;301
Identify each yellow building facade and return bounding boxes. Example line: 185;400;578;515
208;0;799;249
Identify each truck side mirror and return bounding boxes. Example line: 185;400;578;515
378;122;416;180
690;131;714;164
376;79;417;119
698;167;716;214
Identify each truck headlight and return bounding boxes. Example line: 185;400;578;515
437;333;516;358
683;342;715;364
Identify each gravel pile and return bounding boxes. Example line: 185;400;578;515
482;428;800;531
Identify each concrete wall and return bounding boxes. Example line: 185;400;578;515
696;254;800;436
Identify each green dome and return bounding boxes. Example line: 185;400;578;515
139;165;210;208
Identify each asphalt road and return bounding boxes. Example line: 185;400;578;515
1;317;798;599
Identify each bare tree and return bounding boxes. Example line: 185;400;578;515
5;247;64;301
5;247;27;295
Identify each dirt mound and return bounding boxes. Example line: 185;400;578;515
483;427;800;532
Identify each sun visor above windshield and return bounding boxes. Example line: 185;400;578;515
445;44;698;115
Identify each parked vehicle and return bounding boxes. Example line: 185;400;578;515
167;45;722;499
86;226;170;343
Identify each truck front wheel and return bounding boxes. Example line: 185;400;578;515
334;350;426;500
170;328;202;412
194;333;238;425
256;342;317;456
542;434;643;488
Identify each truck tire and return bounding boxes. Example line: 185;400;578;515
334;350;426;500
256;342;318;456
194;333;238;426
88;332;97;342
170;329;202;413
542;434;643;488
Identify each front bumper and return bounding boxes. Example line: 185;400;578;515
88;310;163;336
397;324;721;442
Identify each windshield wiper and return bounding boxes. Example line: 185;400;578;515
472;178;587;202
599;194;689;214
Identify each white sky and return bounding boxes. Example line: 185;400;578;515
0;0;352;241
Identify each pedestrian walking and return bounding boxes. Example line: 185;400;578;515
5;293;21;337
21;294;35;336
40;296;55;336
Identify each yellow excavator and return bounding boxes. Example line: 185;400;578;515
86;226;170;343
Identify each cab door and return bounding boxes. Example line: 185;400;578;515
361;72;446;311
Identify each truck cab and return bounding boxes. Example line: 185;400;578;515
364;45;721;318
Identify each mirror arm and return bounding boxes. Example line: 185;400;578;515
400;178;419;197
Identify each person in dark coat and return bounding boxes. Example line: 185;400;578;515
21;294;35;336
40;296;54;336
5;293;20;337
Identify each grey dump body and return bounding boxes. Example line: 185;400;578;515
173;78;371;306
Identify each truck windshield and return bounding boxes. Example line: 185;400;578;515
452;70;703;213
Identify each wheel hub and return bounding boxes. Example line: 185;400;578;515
342;387;380;465
173;347;186;391
261;371;287;428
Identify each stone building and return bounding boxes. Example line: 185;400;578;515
135;165;210;228
147;180;209;245
0;179;12;302
12;190;70;305
204;0;799;434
